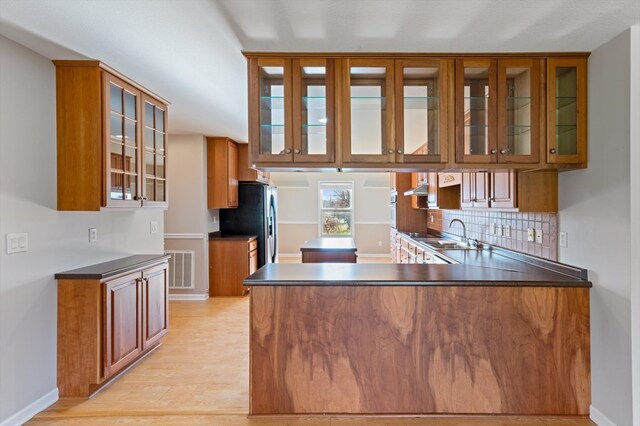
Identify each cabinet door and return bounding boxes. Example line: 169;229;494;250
491;172;517;209
473;172;490;208
547;58;587;165
249;58;293;162
395;59;450;163
497;59;541;163
460;172;474;208
342;59;395;163
228;140;239;207
247;249;258;295
141;94;168;207
455;59;497;163
104;272;143;377
142;263;169;349
292;58;335;163
410;173;428;209
104;73;143;207
427;172;439;208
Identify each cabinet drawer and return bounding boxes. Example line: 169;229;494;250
249;239;258;252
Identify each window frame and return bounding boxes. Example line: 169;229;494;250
318;181;355;238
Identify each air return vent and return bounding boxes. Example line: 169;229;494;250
165;250;195;289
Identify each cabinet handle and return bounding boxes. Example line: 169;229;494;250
397;149;403;154
549;148;557;154
490;149;497;154
142;196;148;201
294;148;300;154
490;197;495;201
500;149;509;155
134;196;142;201
284;148;292;154
388;149;394;154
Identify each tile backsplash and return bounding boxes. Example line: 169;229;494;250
427;209;558;261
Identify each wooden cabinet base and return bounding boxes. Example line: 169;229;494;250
301;251;357;263
250;285;590;415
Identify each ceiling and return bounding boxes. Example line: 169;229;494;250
1;0;638;141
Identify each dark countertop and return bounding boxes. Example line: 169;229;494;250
209;232;257;241
300;237;357;252
55;254;170;280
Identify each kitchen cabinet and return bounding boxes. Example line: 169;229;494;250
248;58;335;164
209;236;258;296
394;59;452;164
341;58;395;163
546;58;587;165
54;60;169;211
460;171;490;208
410;172;460;210
238;143;270;183
207;137;239;209
56;255;169;397
455;58;542;164
461;171;558;212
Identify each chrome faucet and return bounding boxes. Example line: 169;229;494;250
449;219;468;245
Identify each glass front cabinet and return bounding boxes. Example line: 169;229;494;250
248;58;334;163
546;58;587;165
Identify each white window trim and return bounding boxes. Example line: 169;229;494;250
318;181;355;238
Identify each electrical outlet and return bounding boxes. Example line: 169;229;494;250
527;228;535;242
497;224;503;236
89;228;97;243
559;231;568;247
6;233;28;254
505;225;511;238
535;229;543;244
490;223;496;234
378;241;382;247
150;221;159;234
429;214;434;223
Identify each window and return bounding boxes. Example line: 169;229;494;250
319;182;354;237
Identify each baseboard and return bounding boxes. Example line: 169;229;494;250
0;387;58;426
590;404;617;426
168;293;209;301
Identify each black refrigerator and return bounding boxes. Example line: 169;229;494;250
219;182;278;268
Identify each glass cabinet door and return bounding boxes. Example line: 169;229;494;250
547;58;587;164
249;58;293;162
141;94;168;206
291;58;334;163
395;59;450;163
455;59;497;163
497;59;541;163
342;59;394;163
105;74;141;207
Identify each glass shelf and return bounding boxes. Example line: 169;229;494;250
556;96;577;109
302;124;327;135
507;125;531;136
506;96;531;110
260;124;285;134
260;96;285;109
302;96;326;110
403;96;439;110
351;96;386;110
556;124;577;135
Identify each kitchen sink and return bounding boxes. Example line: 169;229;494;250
413;238;478;250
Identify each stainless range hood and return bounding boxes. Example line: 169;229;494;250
403;183;429;196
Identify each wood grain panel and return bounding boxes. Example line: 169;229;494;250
301;251;357;263
250;285;590;415
143;263;169;349
210;239;252;296
207;137;239;209
394;173;428;232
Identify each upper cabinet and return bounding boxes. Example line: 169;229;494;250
395;59;451;164
341;59;395;163
207;137;239;209
55;60;169;211
546;58;587;165
244;53;588;171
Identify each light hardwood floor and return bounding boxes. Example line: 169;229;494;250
30;294;594;425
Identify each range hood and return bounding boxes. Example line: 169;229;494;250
403;183;429;196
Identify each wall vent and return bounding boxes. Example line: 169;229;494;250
165;250;195;289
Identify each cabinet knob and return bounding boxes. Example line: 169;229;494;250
549;148;557;154
284;148;292;154
294;148;300;154
490;149;497;154
397;149;403;154
500;149;509;155
388;149;394;154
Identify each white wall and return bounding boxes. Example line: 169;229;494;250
558;29;634;426
164;134;213;297
0;35;164;424
271;172;390;255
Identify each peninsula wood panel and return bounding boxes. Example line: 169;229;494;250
301;250;357;263
250;285;590;415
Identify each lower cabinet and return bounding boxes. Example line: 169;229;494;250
57;257;169;397
209;237;258;296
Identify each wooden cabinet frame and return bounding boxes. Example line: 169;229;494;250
341;58;395;163
140;93;169;207
395;58;451;164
